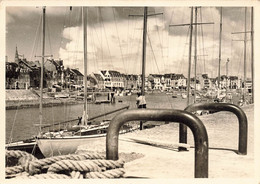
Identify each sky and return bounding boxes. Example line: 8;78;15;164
5;6;254;79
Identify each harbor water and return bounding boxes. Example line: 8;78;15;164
6;93;190;143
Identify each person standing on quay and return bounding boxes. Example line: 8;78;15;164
136;92;146;130
136;92;146;108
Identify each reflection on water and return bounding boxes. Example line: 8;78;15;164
6;93;188;143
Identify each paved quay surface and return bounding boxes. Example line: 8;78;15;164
78;104;255;179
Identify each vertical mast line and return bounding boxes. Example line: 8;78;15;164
194;7;198;103
243;7;247;101
141;7;148;96
83;7;88;124
39;6;46;131
179;7;194;152
187;7;193;107
251;7;254;103
218;7;222;89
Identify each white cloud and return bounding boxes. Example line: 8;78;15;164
57;7;252;78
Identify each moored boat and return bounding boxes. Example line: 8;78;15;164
181;93;187;99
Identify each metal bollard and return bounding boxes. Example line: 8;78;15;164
106;109;209;178
180;103;247;155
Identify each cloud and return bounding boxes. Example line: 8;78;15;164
6;6;249;78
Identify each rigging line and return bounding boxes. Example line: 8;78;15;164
147;32;160;74
127;15;136;73
90;28;97;71
58;8;68;57
199;8;206;74
112;8;127;74
167;8;175;67
181;24;191;75
161;7;166;71
32;15;42;61
66;7;72;69
92;23;103;69
125;12;130;74
136;23;143;74
46;14;53;57
98;7;104;69
130;16;142;74
176;7;187;74
126;10;132;72
237;45;243;77
100;16;113;67
132;16;140;74
51;93;55;126
73;8;81;69
7;100;20;144
30;13;42;61
154;13;163;58
169;8;174;25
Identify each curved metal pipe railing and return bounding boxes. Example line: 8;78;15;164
180;103;247;155
106;109;209;178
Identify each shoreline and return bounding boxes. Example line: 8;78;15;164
5;98;85;110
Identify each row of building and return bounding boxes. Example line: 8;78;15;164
6;47;250;92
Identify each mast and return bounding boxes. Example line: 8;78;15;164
218;7;222;89
226;58;229;89
178;7;193;152
83;7;88;125
141;7;148;96
39;6;46;131
251;7;254;103
194;7;198;103
187;7;193;106
243;7;247;101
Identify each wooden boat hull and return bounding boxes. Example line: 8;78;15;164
36;134;106;157
37;125;137;158
6;141;45;159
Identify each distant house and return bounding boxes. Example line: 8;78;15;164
245;79;252;93
190;77;201;90
209;78;217;89
6;46;41;89
6;62;19;89
44;59;65;88
100;70;125;90
197;74;212;89
91;73;104;89
164;73;174;91
125;74;138;90
171;74;186;89
70;69;84;86
229;76;241;89
148;74;164;90
100;70;112;89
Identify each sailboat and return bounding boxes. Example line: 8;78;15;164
6;7;135;158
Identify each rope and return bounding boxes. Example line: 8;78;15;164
6;165;24;175
6;150;37;163
16;173;71;179
24;153;105;175
47;160;102;173
6;172;29;179
89;159;125;169
70;171;84;178
85;168;125;179
6;145;125;179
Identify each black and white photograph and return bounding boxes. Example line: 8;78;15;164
2;0;259;182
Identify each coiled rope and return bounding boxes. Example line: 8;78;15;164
6;150;125;179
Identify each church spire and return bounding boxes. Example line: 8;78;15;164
15;45;19;63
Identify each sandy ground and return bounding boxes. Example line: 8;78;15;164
78;104;255;179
